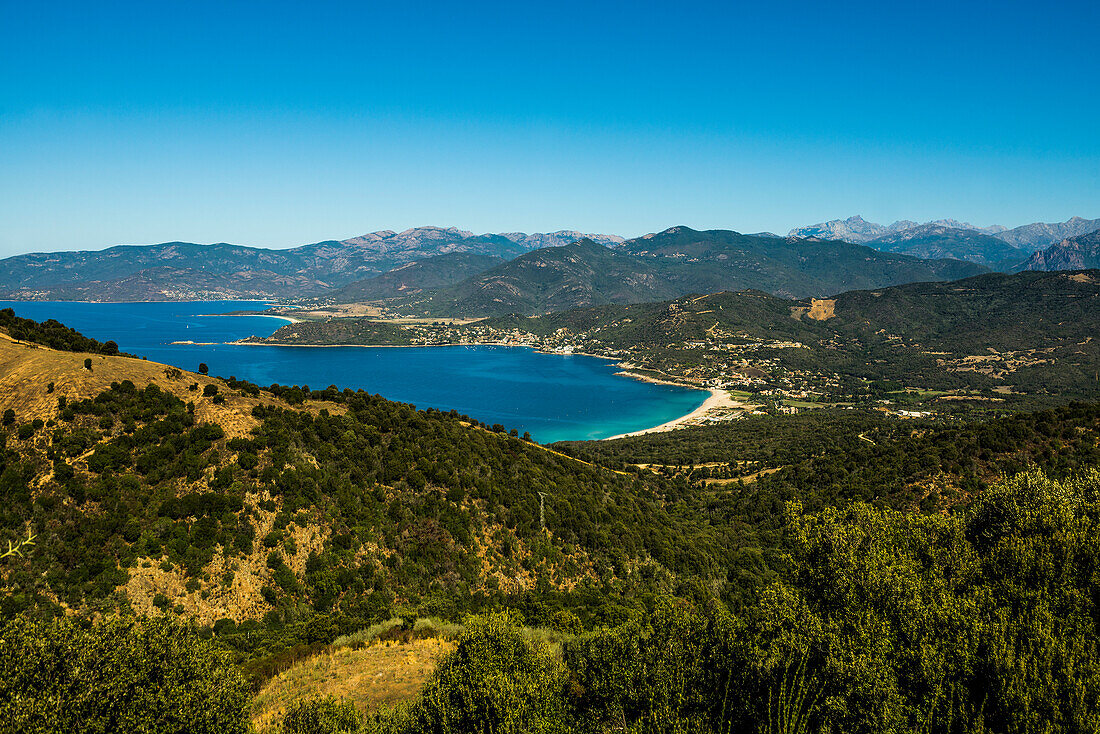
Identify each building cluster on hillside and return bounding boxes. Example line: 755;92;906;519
375;320;857;409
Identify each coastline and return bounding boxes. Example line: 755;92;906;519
226;337;740;440
229;340;523;348
603;388;742;440
251;313;301;324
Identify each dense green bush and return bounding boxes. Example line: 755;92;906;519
281;695;363;734
348;469;1100;734
413;611;568;734
0;616;251;734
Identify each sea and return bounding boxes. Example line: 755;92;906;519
0;300;705;444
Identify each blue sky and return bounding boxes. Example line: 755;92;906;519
1;0;1097;255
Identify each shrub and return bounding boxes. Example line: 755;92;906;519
198;363;209;375
415;611;567;734
333;618;405;648
203;384;218;397
0;616;251;734
3;408;15;425
83;358;92;370
281;695;363;734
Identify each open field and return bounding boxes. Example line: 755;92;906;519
251;638;454;733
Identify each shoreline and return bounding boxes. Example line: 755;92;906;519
229;338;620;361
226;338;739;439
602;388;743;440
613;369;699;388
229;340;525;348
252;313;301;324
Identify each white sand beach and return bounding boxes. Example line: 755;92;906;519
603;387;743;440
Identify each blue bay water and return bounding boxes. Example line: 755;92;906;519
0;301;705;443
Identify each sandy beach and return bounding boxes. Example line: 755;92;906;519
603;387;744;440
256;313;302;324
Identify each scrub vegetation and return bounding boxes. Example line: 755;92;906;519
4;314;1100;732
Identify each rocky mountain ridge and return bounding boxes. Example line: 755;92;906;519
1020;230;1100;271
790;215;1098;254
866;224;1024;267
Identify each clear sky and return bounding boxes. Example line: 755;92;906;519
1;0;1097;256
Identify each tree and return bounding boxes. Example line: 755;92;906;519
2;408;13;425
198;363;209;375
83;357;92;370
416;611;567;734
0;616;251;734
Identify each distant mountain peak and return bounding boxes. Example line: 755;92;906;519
340;226;475;247
497;230;624;249
998;217;1100;251
1020;229;1100;272
791;215;1099;253
790;216;889;243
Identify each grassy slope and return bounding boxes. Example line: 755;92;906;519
251;638;453;732
0;327;734;627
0;331;319;436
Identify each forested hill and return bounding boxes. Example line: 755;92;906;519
381;228;988;317
384;239;678;316
327;253;506;302
7;317;1100;733
472;269;1100;398
616;225;986;297
0;323;731;629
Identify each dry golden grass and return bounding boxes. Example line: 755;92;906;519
0;331;343;437
251;638;454;732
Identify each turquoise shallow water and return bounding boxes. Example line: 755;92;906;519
0;301;705;443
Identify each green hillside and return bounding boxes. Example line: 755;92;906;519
6;315;1100;732
327;253;506;303
618;226;987;298
270;270;1100;407
355;228;988;317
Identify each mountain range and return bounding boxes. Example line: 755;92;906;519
326;253;506;303
3;219;1097;308
791;215;1100;253
863;224;1024;267
360;227;987;317
0;227;620;302
1019;230;1100;271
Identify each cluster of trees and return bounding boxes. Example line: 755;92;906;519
563;402;1100;507
0;375;727;633
13;469;1091;732
276;469;1100;733
0;307;124;356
